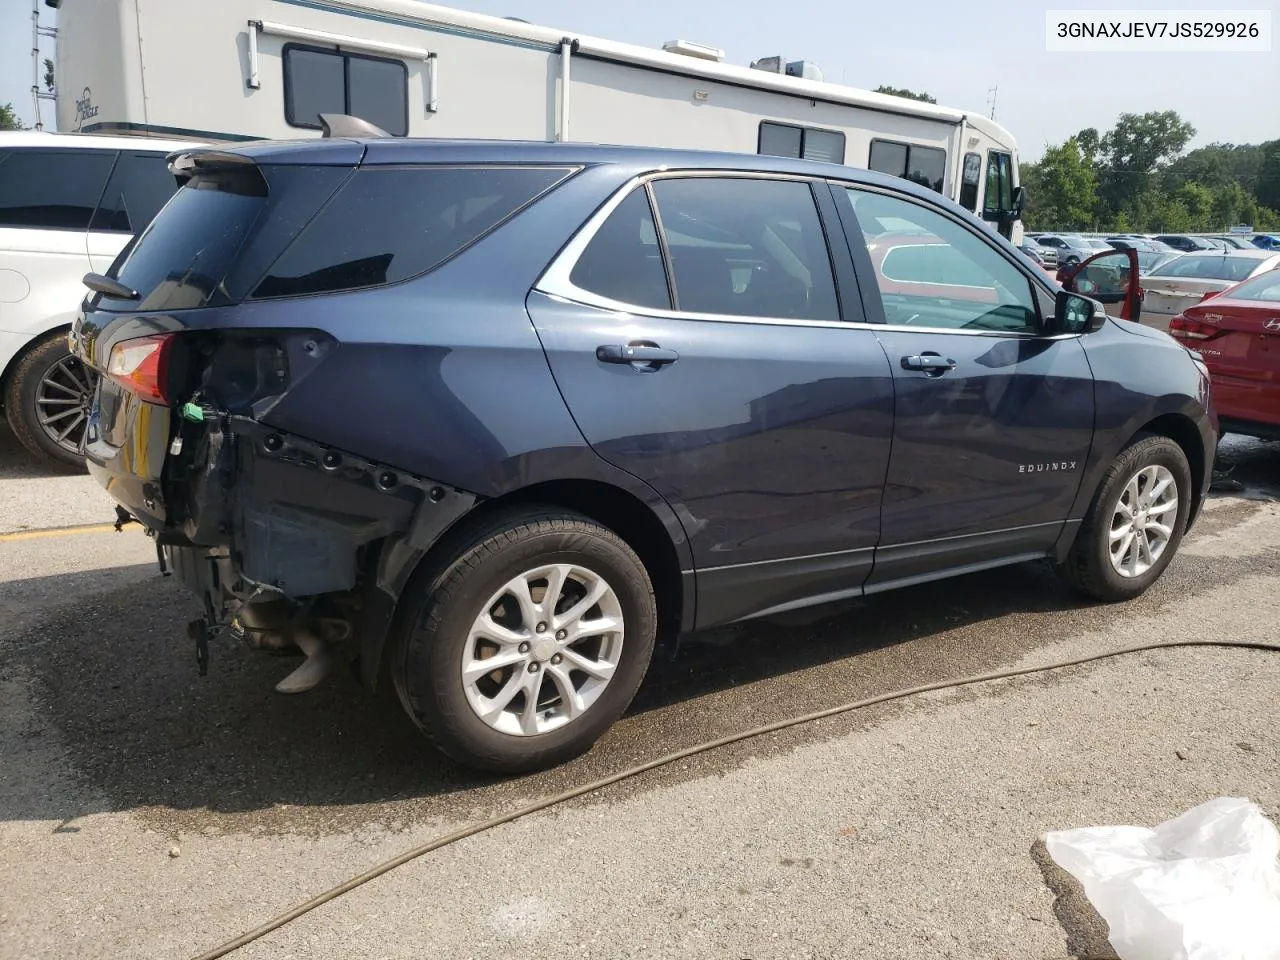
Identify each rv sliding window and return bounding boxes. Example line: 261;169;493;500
868;139;947;194
758;122;846;164
283;43;409;137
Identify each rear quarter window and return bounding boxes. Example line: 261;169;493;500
251;165;575;299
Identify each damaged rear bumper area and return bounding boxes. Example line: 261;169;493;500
94;408;477;691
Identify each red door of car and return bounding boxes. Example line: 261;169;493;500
1059;248;1142;321
1170;271;1280;433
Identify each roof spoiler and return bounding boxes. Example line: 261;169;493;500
318;114;391;138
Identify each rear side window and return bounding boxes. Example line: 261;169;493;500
252;166;574;299
89;153;179;234
569;189;671;310
650;177;840;322
284;45;408;137
1149;255;1259;282
0;148;115;230
869;140;947;194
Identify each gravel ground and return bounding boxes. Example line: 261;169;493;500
2;429;1278;960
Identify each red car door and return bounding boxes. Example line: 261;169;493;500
1059;248;1143;321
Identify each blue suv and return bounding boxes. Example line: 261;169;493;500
72;133;1216;773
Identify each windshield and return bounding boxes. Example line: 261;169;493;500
1148;255;1265;282
1221;269;1280;302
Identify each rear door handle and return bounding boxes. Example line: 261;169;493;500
901;354;956;373
596;343;680;366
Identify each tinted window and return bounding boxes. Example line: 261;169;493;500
650;177;839;322
89;153;179;233
983;151;1015;215
959;152;981;211
1224;269;1280;302
843;187;1039;333
758;122;846;164
284;45;408;137
869;140;946;193
253;166;572;298
112;168;267;310
569;189;670;310
0;148;115;230
1149;255;1262;282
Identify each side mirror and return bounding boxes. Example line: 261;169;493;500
1011;185;1027;217
1053;290;1105;334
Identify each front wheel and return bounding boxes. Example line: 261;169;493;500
1057;435;1192;602
394;509;657;774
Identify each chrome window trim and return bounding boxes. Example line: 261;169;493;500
534;168;1067;339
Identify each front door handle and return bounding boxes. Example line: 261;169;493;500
596;343;680;367
901;354;957;374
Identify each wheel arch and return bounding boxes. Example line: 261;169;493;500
364;475;692;692
0;322;73;409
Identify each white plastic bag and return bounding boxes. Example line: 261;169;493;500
1044;797;1280;960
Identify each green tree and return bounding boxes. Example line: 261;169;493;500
1076;128;1101;162
1257;145;1280;217
43;58;55;93
1023;137;1097;230
1098;111;1196;220
874;85;937;104
0;103;24;131
1175;182;1214;230
1211;182;1250;231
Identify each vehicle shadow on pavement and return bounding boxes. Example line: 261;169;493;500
0;427;87;480
3;556;1093;829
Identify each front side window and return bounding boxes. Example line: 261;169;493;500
0;148;116;230
869;140;947;194
983;151;1014;216
758;122;846;164
843;187;1039;333
649;177;840;322
90;153;179;234
284;45;408;136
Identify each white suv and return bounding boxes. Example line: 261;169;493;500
1;130;202;467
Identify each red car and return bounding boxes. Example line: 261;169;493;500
1169;268;1280;439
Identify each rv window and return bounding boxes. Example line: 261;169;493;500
757;122;846;164
252;166;573;299
568;189;672;310
0;148;115;231
283;44;409;137
983;151;1014;215
868;140;947;194
959;152;982;212
90;153;180;234
650;177;839;322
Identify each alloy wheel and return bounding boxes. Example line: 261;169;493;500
461;563;624;736
1109;464;1178;578
34;353;96;456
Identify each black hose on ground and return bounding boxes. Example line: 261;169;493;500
188;638;1280;960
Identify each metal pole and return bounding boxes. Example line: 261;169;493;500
31;0;42;129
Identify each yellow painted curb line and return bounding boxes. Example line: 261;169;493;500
0;522;144;543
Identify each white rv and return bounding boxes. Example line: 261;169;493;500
45;0;1024;239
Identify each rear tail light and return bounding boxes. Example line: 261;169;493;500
1168;315;1222;342
106;334;175;403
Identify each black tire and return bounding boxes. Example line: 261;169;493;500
1057;434;1192;602
3;330;91;471
393;508;657;774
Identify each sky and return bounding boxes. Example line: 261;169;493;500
3;0;1277;161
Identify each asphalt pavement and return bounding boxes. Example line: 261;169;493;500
2;428;1278;960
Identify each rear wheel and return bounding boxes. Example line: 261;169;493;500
1057;435;1192;602
3;331;94;470
394;509;657;774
